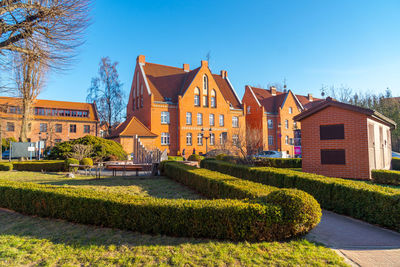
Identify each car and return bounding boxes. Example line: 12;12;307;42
254;150;286;158
1;150;10;159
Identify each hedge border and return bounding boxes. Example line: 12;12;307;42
201;159;400;232
372;170;400;186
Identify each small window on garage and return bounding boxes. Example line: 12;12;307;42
320;124;344;140
321;149;346;165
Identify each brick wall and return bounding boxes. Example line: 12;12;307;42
300;106;371;179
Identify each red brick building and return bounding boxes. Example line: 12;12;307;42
242;85;321;157
0;97;100;146
294;97;396;180
112;55;245;156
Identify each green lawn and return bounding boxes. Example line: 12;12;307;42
0;209;347;266
0;171;348;266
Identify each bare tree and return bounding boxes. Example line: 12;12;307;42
68;143;92;161
0;0;91;69
87;57;125;135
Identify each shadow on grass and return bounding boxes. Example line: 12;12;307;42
0;209;216;247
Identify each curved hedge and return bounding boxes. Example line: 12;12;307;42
201;159;400;232
0;179;287;241
161;161;321;237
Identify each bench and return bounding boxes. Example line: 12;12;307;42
106;165;143;176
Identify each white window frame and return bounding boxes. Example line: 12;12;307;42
285;135;289;145
186;133;192;145
209;114;215;126
210;133;215;145
232;134;239;146
289;107;293;114
161;132;170;145
197;113;203;125
219;114;224;126
285;119;289;129
186;112;192;125
211;89;216;108
268;135;274;145
232;116;239;128
197;133;203;145
161;111;170;124
194;87;200;106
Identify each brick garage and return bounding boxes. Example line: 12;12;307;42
294;97;396;180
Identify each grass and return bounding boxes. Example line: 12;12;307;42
0;171;203;200
0;209;348;266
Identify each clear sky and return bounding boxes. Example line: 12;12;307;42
41;0;400;103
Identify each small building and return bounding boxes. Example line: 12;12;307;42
294;97;396;180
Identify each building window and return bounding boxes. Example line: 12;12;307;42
140;96;143;107
285;135;289;144
186;133;192;145
293;121;297;129
321;149;346;165
161;111;170;124
232;134;239;146
40;123;48;132
210;133;215;145
6;122;14;132
289;107;293;114
219;132;227;145
194;87;200;106
247;106;251;114
268;135;274;145
203;95;208;107
69;124;77;133
232;116;239;128
161;132;170;145
197;113;203;125
55;124;62;133
203;75;208;91
320;124;345;140
219;114;224;126
268;119;273;129
84;125;90;133
211;89;216;108
285;120;289;129
209;114;215;126
55;139;62;143
197;133;203;145
186;112;192;125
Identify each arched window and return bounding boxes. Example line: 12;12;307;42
140;85;143;95
203;75;208;91
194;87;200;106
211;89;216;108
136;72;140;97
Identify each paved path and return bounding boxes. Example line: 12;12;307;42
306;210;400;267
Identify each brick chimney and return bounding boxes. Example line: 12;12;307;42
308;93;313;102
201;60;208;68
220;70;227;79
183;63;190;72
270;86;277;96
137;55;145;64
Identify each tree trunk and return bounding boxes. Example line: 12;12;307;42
19;97;31;142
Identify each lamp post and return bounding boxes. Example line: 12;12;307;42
201;128;213;154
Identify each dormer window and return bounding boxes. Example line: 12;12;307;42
194;87;200;106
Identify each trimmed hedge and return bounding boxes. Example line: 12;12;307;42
64;158;79;172
167;156;184;161
253;158;302;168
0;162;12;171
392;157;400;171
161;161;321;237
81;158;93;166
12;160;65;172
201;159;400;231
372;170;400;186
0;179;294;242
187;154;205;162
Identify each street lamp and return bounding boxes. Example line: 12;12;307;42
201;127;213;154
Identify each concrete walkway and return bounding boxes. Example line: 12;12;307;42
306;210;400;267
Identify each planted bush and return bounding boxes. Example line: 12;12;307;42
392;157;400;171
48;135;127;161
161;161;321;236
64;158;79;172
0;179;289;242
80;158;93;166
187;154;205;162
12;160;65;172
0;162;12;171
372;170;400;186
201;159;400;232
167;156;184;161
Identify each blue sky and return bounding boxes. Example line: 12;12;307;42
42;0;400;103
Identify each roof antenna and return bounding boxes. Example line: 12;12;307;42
283;77;287;93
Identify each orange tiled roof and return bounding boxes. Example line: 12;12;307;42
109;115;157;138
249;86;321;113
142;61;242;109
0;96;99;122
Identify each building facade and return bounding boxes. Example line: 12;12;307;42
294;98;396;180
0;97;99;146
112;55;245;156
242;85;321;157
